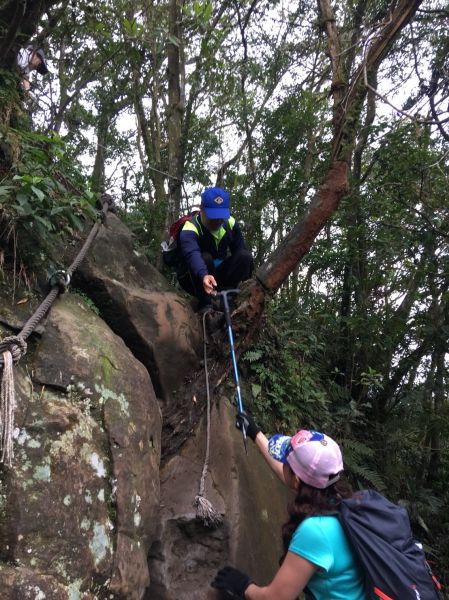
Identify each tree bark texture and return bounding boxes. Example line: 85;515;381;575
91;106;110;193
166;0;184;223
256;160;349;292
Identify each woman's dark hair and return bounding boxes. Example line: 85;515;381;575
280;474;353;563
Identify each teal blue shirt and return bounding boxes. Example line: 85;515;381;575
289;515;367;600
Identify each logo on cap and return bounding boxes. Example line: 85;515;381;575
214;197;223;204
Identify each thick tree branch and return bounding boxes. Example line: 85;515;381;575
243;0;423;307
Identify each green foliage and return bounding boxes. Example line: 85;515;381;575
72;289;100;315
242;305;330;434
341;438;385;491
0;128;97;240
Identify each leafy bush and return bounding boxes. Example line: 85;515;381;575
0;128;97;240
242;304;330;434
242;302;388;491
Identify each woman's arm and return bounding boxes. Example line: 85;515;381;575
245;552;318;600
237;412;288;485
253;431;287;485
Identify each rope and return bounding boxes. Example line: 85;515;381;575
0;336;27;365
1;351;15;466
16;287;60;342
194;309;223;528
0;196;112;465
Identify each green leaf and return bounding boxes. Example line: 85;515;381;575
251;383;262;398
123;17;138;36
0;185;13;197
14;201;33;216
31;185;45;202
68;212;84;231
50;206;65;215
167;34;180;47
204;1;212;21
34;215;53;230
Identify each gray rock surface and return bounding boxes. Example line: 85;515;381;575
72;214;202;402
0;293;161;599
0;214;287;599
147;399;291;599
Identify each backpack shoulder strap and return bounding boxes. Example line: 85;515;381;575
187;212;203;235
178;212;200;236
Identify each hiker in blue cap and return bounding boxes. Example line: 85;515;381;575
177;187;253;311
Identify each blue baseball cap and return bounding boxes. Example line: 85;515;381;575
201;187;230;219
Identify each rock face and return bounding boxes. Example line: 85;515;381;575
72;214;202;403
0;293;161;599
147;399;291;599
0;214;288;599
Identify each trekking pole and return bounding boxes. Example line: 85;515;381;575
217;289;247;454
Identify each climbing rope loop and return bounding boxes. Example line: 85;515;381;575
194;309;222;528
0;335;27;366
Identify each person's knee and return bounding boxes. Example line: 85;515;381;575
177;270;194;294
219;249;253;286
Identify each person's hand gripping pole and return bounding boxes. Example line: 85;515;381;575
218;289;247;454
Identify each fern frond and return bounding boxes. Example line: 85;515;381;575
341;438;375;458
244;349;263;363
345;461;386;491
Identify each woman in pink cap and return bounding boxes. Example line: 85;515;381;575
211;413;367;600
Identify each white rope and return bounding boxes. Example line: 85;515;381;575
194;309;223;528
1;351;16;466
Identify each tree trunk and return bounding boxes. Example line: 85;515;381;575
91;105;110;193
257;160;349;292
428;346;444;482
238;0;422;336
166;0;184;224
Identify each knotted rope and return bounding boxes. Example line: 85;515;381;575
0;195;112;466
194;310;223;528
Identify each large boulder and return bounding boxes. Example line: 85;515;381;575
147;399;291;599
0;292;161;599
72;214;202;403
0;213;286;600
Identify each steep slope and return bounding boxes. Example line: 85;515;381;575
0;214;291;599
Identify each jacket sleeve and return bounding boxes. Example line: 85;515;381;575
179;227;208;279
17;48;30;73
229;220;247;254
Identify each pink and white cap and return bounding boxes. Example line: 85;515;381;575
268;429;343;489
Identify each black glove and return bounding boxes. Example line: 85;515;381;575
235;410;260;442
211;566;252;598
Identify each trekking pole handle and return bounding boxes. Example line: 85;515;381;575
217;289;240;327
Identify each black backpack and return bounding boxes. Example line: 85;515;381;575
338;490;443;600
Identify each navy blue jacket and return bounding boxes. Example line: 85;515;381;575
179;214;246;279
